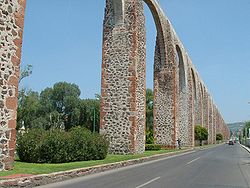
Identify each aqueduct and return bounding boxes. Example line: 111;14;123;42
0;0;229;170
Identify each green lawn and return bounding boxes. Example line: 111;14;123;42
0;149;182;178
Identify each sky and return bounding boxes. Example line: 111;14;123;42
20;0;250;123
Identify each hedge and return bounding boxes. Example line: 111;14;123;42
145;144;161;151
16;127;109;163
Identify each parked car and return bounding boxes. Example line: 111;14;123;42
229;140;234;145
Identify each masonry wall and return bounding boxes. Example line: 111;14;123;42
101;0;229;152
0;0;230;170
0;0;25;171
100;0;146;154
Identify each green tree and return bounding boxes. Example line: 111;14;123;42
17;64;33;130
146;88;153;131
79;99;100;132
17;90;40;130
195;125;208;146
40;82;81;130
19;64;33;84
17;81;101;132
243;121;250;138
146;129;154;144
216;133;223;141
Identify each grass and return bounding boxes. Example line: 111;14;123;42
0;149;181;178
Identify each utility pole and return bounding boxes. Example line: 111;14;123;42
93;107;96;133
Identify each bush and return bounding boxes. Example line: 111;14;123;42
38;130;70;163
145;144;161;151
216;133;223;141
195;125;208;146
146;129;154;144
17;127;109;163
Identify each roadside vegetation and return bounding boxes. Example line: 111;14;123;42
195;125;208;146
216;133;223;142
5;67;220;179
17;127;109;163
0;149;179;178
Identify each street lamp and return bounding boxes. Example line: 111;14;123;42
93;107;96;133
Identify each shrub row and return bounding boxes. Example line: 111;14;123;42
16;127;109;163
145;144;161;151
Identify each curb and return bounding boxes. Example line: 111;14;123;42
0;149;195;188
241;144;250;153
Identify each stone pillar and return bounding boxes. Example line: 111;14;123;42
213;105;217;144
100;0;146;154
0;0;26;170
203;89;209;130
175;45;189;147
153;21;177;148
187;66;195;147
208;97;213;144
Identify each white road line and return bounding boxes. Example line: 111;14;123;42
187;157;200;165
136;177;161;188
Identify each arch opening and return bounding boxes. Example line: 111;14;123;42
191;69;197;101
111;0;124;26
144;3;157;137
176;45;186;93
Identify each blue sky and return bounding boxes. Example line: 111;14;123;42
20;0;250;123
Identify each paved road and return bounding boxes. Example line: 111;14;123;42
39;144;250;188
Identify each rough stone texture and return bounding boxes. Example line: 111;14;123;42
0;0;26;171
100;0;146;154
175;43;189;146
203;89;209;129
0;0;230;167
100;0;230;153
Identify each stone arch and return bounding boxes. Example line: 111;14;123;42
208;96;214;144
187;67;196;147
0;0;230;171
176;45;186;93
200;83;204;98
176;45;189;146
101;0;176;154
199;83;204;126
191;69;197;101
111;0;124;25
203;87;209;130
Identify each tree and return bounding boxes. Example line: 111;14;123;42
39;82;81;130
146;129;154;144
19;64;33;84
243;121;250;138
146;88;153;131
17;81;101;132
79;99;100;132
195;125;208;146
17;90;40;130
216;133;223;141
17;64;33;129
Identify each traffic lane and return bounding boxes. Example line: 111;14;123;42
149;144;250;188
39;147;217;188
192;144;250;188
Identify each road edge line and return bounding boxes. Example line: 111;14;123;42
0;149;194;187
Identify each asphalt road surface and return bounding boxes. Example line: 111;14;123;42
39;144;250;188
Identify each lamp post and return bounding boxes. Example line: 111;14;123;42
93;107;96;133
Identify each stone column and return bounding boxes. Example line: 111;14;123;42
153;20;177;148
203;89;209;130
208;97;214;144
0;0;26;170
187;66;195;147
100;0;146;154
